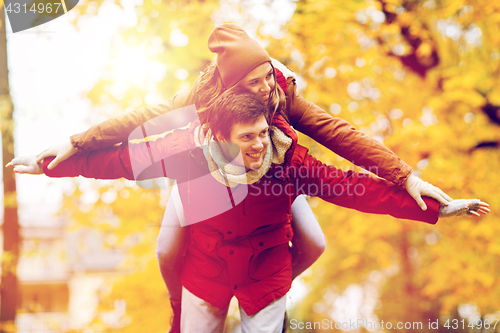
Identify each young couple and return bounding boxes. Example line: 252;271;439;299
8;24;489;333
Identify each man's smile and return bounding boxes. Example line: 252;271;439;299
247;151;263;158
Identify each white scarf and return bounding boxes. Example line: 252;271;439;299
193;125;293;187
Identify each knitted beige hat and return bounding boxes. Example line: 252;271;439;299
208;23;271;88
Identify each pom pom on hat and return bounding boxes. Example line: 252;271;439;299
208;23;271;88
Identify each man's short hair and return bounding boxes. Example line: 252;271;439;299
207;90;270;141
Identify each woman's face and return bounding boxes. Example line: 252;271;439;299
238;62;275;101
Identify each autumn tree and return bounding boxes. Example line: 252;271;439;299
264;0;500;330
0;6;20;333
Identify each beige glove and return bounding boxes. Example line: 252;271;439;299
35;141;77;170
405;173;453;211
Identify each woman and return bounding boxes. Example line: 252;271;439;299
24;24;452;332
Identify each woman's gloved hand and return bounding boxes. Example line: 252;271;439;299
36;141;77;170
405;173;453;211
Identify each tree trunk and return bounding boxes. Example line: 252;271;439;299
400;225;418;333
0;9;20;333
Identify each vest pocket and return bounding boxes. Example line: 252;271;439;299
248;223;293;280
185;249;225;278
187;228;225;277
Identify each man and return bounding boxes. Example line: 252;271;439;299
7;91;489;333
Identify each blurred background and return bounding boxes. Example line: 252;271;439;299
1;0;499;332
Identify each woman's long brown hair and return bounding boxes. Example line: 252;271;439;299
185;61;288;133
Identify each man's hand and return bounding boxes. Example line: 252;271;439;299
36;142;77;170
405;173;453;210
439;199;490;218
6;155;43;174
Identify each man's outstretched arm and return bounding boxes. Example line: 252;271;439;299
7;125;195;181
289;145;488;223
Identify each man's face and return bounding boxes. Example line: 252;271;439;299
220;115;270;170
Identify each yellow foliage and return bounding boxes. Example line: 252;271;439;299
339;255;361;270
416;41;433;58
277;0;500;325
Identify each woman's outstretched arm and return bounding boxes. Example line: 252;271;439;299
283;77;452;209
36;92;194;170
8;122;196;181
